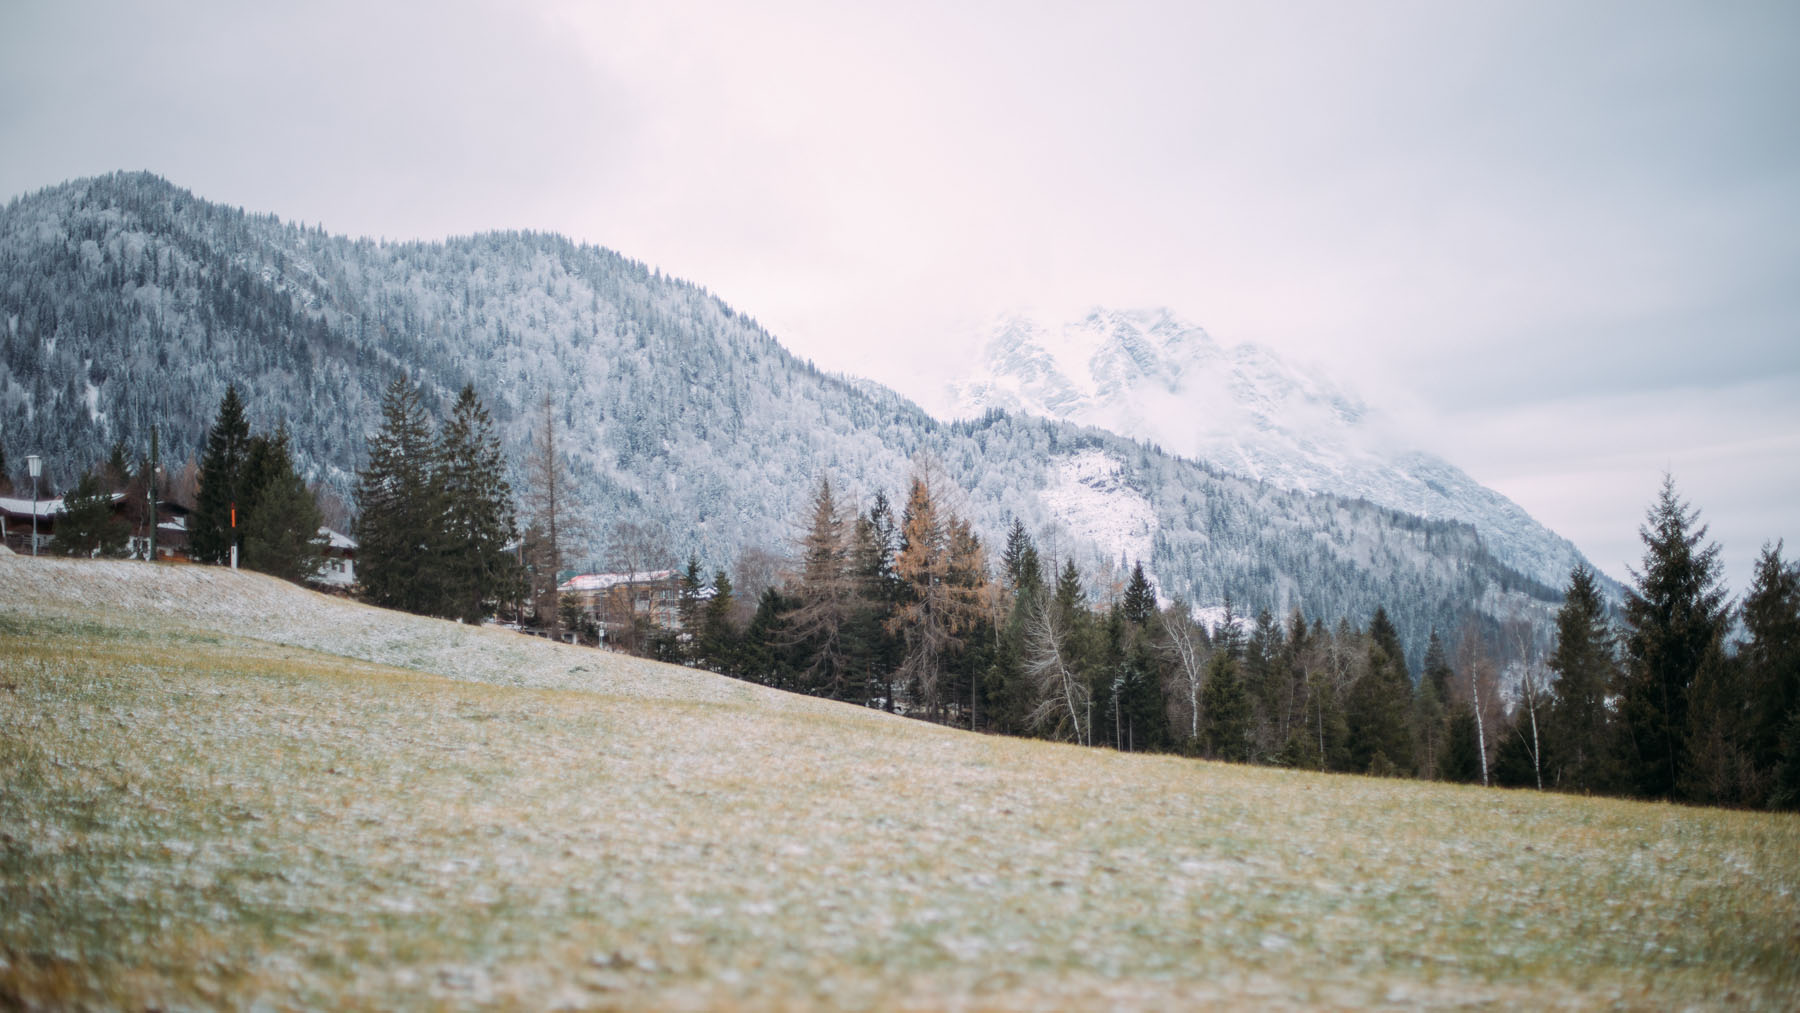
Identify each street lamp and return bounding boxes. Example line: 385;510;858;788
25;454;41;557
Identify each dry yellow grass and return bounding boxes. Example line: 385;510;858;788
2;555;1797;1009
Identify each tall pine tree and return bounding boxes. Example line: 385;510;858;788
239;427;325;582
1346;607;1415;775
1545;565;1617;793
1201;649;1251;761
699;569;739;673
1411;630;1451;779
1740;543;1800;809
439;386;519;623
356;379;447;616
849;492;903;711
1121;562;1156;625
1617;477;1727;800
190;385;250;565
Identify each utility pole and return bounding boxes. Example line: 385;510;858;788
26;454;41;556
147;426;159;562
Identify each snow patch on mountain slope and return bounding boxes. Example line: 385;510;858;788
1039;450;1157;575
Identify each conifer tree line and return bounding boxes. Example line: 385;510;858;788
22;372;1796;812
647;471;1798;811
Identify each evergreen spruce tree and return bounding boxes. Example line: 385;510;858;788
1201;650;1251;761
677;553;705;660
1545;565;1618;792
1127;632;1168;751
849;493;903;711
190;385;250;564
1308;623;1354;773
988;610;1029;736
742;586;799;690
989;520;1044;734
1346;607;1415;775
1246;608;1283;758
1096;610;1126;748
1618;477;1728;800
53;473;128;557
1000;518;1043;596
1054;559;1084;618
1441;703;1484;783
1272;608;1312;763
1368;606;1407;675
439;386;519;623
1213;596;1244;660
1121;562;1156;625
1423;629;1455;704
103;441;133;491
699;569;738;673
1773;712;1800;811
239;428;324;582
1740;542;1800;808
1680;637;1751;804
356;379;447;616
1412;630;1452;778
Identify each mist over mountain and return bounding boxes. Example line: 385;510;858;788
0;172;1585;665
951;308;1601;595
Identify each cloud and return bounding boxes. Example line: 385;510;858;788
1432;377;1800;590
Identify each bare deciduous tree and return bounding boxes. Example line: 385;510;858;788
1159;602;1208;744
1025;591;1090;745
524;397;592;639
1505;612;1548;790
1456;621;1502;788
784;477;857;697
888;475;984;721
731;545;785;629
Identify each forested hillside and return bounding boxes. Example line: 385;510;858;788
0;172;1572;664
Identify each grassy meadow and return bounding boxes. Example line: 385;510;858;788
2;555;1797;1009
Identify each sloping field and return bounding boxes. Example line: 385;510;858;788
2;556;1797;1009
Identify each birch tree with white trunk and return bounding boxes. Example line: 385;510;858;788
1025;591;1090;746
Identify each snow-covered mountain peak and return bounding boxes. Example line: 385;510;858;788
956;307;1368;447
950;307;1594;593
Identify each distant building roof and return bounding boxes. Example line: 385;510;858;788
0;492;127;519
318;527;356;551
0;495;66;518
558;569;677;593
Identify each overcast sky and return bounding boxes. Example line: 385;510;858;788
4;0;1796;590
